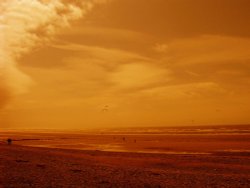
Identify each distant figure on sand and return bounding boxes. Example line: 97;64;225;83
7;138;12;145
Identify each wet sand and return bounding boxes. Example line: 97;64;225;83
1;126;250;187
1;143;250;188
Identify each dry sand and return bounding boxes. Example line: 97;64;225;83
1;143;250;188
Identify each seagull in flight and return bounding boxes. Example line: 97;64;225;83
102;105;109;112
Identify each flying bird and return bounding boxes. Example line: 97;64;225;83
102;105;109;112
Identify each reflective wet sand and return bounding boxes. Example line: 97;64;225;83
1;125;250;187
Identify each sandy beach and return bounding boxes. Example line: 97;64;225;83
1;138;250;188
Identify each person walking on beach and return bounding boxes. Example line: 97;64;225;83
7;138;12;145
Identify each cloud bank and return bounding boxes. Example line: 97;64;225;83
0;0;102;108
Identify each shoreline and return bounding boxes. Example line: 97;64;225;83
5;142;250;157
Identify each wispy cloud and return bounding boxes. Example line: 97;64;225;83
0;0;105;108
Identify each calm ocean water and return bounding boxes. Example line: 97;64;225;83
1;125;250;154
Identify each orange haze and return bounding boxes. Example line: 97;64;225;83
1;0;250;129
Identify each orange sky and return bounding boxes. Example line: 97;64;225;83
1;0;250;129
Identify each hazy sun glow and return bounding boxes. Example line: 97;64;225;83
1;0;250;129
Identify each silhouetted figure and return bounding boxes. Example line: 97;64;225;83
134;139;137;143
122;137;126;142
7;138;12;145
